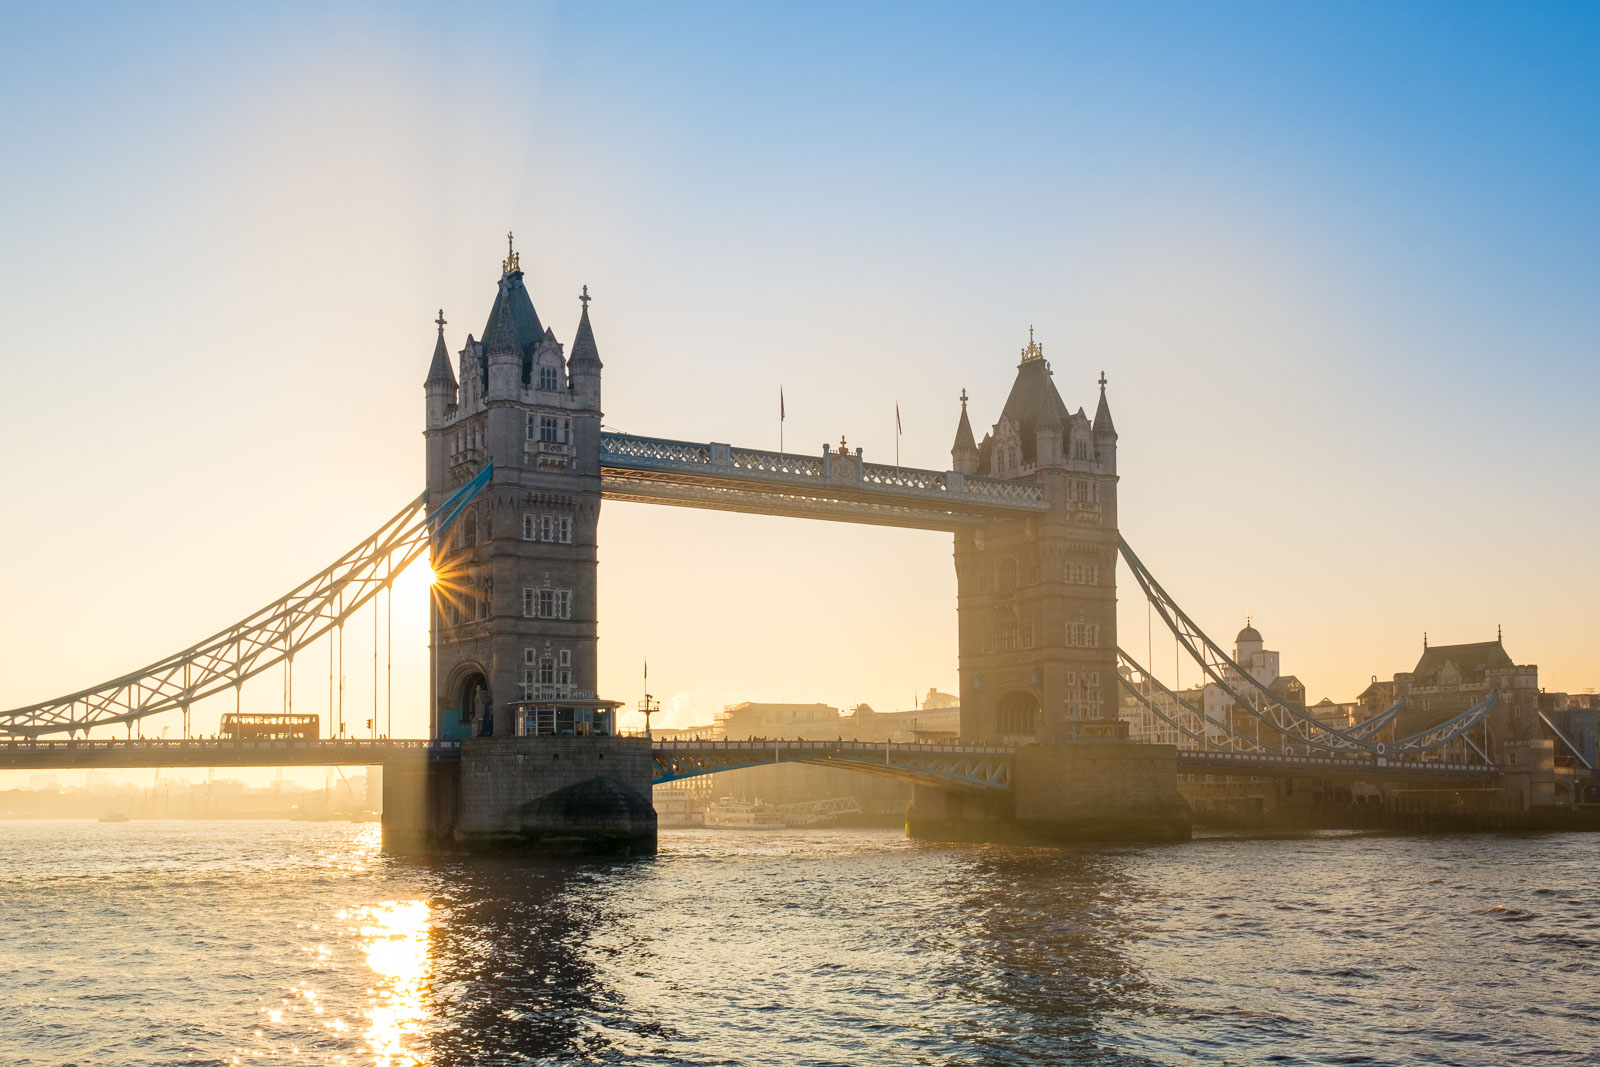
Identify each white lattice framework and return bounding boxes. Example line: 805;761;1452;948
0;467;491;738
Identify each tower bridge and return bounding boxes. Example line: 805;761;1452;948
5;238;1574;851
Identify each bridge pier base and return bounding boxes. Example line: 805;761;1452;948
381;759;459;854
907;742;1191;844
382;737;657;856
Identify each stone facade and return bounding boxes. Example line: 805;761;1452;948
423;243;614;740
951;333;1122;744
454;736;655;855
1391;637;1540;760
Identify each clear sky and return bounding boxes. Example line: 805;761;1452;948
2;1;1597;753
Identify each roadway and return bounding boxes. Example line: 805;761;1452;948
0;737;1500;783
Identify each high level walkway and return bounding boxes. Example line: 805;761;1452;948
599;432;1049;531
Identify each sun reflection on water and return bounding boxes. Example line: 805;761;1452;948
357;900;431;1066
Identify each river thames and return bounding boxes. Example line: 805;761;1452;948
0;821;1594;1065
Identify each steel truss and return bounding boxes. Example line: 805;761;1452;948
1117;648;1267;752
1386;692;1498;758
1118;536;1498;763
651;739;1013;791
0;466;492;738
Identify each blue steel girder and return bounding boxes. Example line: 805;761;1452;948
1384;692;1498;754
651;739;1013;791
1118;537;1370;755
1117;647;1271;753
1343;698;1407;742
1119;534;1500;766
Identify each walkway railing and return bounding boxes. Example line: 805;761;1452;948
0;738;462;768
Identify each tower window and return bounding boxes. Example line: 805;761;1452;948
523;514;536;540
538;365;559;391
1067;622;1100;647
524;588;574;620
540;416;559;443
1066;562;1099;586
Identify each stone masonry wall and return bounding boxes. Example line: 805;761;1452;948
454;736;656;855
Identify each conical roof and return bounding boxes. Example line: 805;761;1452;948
570;300;601;367
1093;381;1116;434
981;357;1070;468
481;269;546;361
952;401;977;454
425;328;456;388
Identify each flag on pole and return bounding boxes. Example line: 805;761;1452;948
780;387;786;421
896;402;902;436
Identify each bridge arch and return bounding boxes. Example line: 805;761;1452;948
440;662;490;739
993;688;1041;742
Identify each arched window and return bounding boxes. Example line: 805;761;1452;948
462;508;478;547
996;556;1018;592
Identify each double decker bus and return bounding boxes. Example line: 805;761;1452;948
218;713;320;741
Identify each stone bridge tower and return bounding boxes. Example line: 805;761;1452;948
422;238;615;741
951;330;1124;745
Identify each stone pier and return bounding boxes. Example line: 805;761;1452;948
907;740;1192;843
382;736;657;856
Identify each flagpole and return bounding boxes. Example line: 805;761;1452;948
780;386;786;460
895;402;901;474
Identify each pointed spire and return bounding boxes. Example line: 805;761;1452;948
503;231;520;274
425;309;456;388
952;388;978;457
1093;370;1116;434
570;284;601;367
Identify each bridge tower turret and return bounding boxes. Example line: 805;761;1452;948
423;310;458;512
951;390;979;475
423;237;616;744
953;328;1124;745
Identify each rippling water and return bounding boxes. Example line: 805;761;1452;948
1;821;1595;1065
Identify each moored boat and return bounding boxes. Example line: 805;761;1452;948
655;791;703;828
702;796;786;829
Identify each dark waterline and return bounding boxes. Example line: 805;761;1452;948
1;822;1595;1065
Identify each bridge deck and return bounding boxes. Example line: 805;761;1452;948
0;738;459;769
0;737;1499;783
1176;749;1495;779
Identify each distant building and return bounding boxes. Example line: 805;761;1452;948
1390;636;1541;759
1539;691;1599;768
1122;621;1309;748
1307;698;1359;730
1356;679;1397;722
842;697;962;742
714;702;841;739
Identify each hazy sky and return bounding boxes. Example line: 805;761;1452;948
2;1;1597;751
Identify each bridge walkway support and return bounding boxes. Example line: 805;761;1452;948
908;742;1191;843
383;736;656;856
